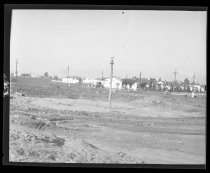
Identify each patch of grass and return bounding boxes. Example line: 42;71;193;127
11;77;149;102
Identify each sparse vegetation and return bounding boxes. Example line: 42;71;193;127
9;77;206;164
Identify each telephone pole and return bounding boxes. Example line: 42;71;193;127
109;57;114;108
193;74;195;84
139;72;141;91
192;74;195;92
173;68;178;81
15;59;18;81
67;65;69;83
173;68;178;91
102;70;104;79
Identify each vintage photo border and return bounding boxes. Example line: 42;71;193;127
3;3;208;169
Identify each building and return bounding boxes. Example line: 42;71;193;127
62;76;82;84
13;73;21;77
82;78;93;84
82;78;101;86
21;73;31;77
189;84;205;92
103;77;122;89
157;80;164;90
200;85;206;92
180;86;185;91
122;78;139;91
31;73;36;77
148;78;158;90
131;83;138;91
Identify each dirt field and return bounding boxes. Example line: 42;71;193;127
9;77;206;164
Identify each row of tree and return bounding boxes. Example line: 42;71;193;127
43;72;61;80
136;77;201;92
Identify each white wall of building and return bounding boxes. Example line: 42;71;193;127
189;85;202;92
62;77;79;84
13;73;21;77
132;83;138;91
83;78;99;85
83;78;92;84
103;78;122;89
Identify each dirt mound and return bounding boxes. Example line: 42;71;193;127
9;126;141;163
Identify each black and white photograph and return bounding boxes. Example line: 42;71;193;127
5;5;207;166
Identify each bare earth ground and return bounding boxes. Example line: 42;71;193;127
9;77;206;164
9;90;206;164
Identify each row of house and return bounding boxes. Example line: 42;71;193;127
61;76;123;89
11;73;44;78
13;72;205;93
59;76;206;93
60;76;157;91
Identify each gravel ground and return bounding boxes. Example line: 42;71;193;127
9;92;206;164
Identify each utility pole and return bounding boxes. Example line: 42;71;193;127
67;65;69;83
192;74;195;92
139;72;141;92
102;70;104;79
173;68;178;91
173;68;178;81
109;57;114;108
193;74;195;84
15;59;18;81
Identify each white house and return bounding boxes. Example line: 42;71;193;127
83;78;109;87
194;85;201;92
83;78;98;85
131;83;138;91
200;85;206;92
180;86;184;91
83;78;92;84
189;85;202;92
158;81;164;90
62;77;81;84
31;73;36;77
103;77;122;89
13;73;21;77
165;85;171;91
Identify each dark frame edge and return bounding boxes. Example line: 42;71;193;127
2;4;209;11
3;4;11;165
2;4;208;168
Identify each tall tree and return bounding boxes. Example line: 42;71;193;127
184;78;190;87
44;72;49;77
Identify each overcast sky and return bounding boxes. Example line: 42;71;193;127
10;10;207;84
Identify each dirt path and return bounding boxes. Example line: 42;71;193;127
9;96;206;164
